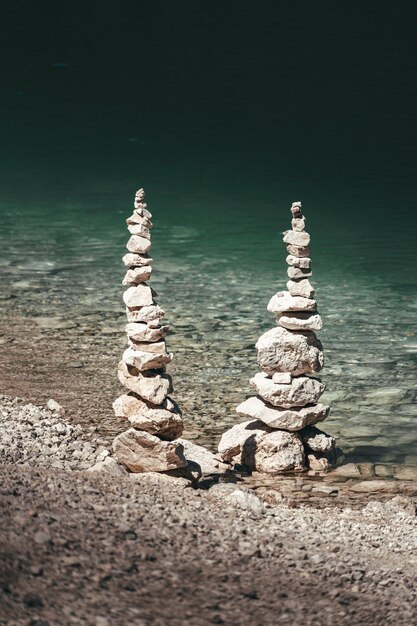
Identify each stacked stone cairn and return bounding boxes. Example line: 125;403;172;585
112;189;188;474
218;202;336;473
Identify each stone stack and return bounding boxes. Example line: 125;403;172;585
218;201;336;473
112;189;188;473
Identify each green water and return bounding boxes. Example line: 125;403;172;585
0;1;416;464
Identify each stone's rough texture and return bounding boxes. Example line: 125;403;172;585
177;439;228;474
117;361;172;404
287;266;312;279
87;456;129;477
278;311;323;331
113;395;183;440
286;255;312;269
283;230;310;247
122;345;172;372
250;372;325;408
123;266;152;285
126;304;165;324
286;244;311;258
267;291;317;314
127;223;151;238
291;217;305;231
218;419;305;472
113;428;186;473
126;212;153;228
126;234;152;254
219;200;337;475
300;426;336;453
123;285;154;308
256;327;324;376
272;372;292;384
236;397;329;430
287;278;315;298
122;253;153;267
125;322;169;342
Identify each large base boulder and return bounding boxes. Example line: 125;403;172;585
218;420;305;473
113;428;187;473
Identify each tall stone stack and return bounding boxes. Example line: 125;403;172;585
218;201;336;473
112;189;188;473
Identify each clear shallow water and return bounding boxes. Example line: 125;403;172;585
0;188;416;466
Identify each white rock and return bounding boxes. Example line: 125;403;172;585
126;235;152;254
236;397;329;430
287;266;312;279
177;439;228;474
122;253;153;267
218;420;305;472
123;285;155;308
113;428;186;473
286;255;311;269
122;266;152;285
225;488;266;514
113;394;183;439
46;399;65;416
287;278;315;298
122;345;172;371
272;372;291;384
286;244;311;258
291;217;305;231
117;361;172;403
250;372;325;408
256;326;323;376
267;291;317;315
307;453;333;471
126;213;152;228
278;311;322;331
283;230;310;247
125;304;165;324
128;339;167;355
87;456;129;477
125;322;169;342
127;223;151;239
300;425;335;452
290;201;302;217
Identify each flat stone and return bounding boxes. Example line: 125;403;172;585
122;253;153;267
283;230;310;247
218;419;305;472
330;463;361;477
300;425;335;452
272;372;292;384
125;322;169;342
286;244;311;257
349;480;399;494
122;266;152;285
125;304;165;324
394;466;417;481
250;373;325;408
236;397;329;430
177;439;228;474
123;284;155;308
366;388;408;405
126;235;152;254
267;291;317;315
287;278;315;298
117;361;172;403
291;217;305;231
127;223;151;239
113;394;183;440
122;345;172;371
256;326;324;376
126;213;153;228
286;255;311;269
278;311;322;331
287;266;312;279
113;428;186;473
128;339;167;354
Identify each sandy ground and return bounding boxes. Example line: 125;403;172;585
0;465;416;626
